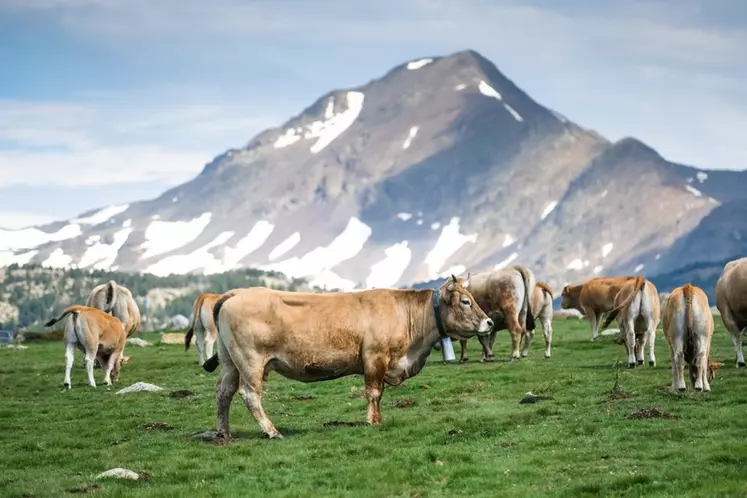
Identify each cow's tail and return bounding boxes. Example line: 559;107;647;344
513;265;536;331
44;308;75;329
683;283;695;363
185;293;206;351
600;276;646;330
104;280;118;313
46;308;86;344
203;290;240;373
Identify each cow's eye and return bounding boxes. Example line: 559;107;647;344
460;297;471;307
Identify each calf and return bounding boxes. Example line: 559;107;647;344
603;276;660;368
560;276;636;342
184;292;221;365
457;265;536;362
44;305;127;389
663;283;716;392
715;257;747;367
521;282;554;358
202;275;493;441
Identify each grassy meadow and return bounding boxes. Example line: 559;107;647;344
1;318;747;497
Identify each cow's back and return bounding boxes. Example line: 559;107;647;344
716;258;747;323
581;277;633;312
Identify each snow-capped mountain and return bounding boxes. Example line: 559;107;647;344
2;49;746;293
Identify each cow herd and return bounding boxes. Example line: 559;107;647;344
42;257;747;441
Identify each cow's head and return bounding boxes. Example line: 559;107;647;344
437;274;493;339
560;284;579;309
708;361;721;383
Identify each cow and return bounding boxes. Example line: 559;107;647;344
456;265;535;363
44;305;127;389
715;257;747;367
600;276;660;368
662;283;717;392
560;276;636;342
87;280;141;337
521;282;554;359
184;292;221;365
201;275;494;441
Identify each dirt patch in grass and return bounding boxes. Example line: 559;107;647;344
627;407;679;420
447;428;464;436
144;422;174;431
291;394;314;401
519;395;554;404
67;484;100;494
609;392;635;400
168;389;195;398
393;397;416;408
323;420;367;428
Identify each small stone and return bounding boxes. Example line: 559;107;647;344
115;382;163;395
96;468;140;480
127;338;152;347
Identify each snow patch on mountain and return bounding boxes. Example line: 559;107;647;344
503;103;523;122
406;58;433;70
140;212;212;259
478;80;502;100
0;223;82;251
602;243;614;258
222;220;275;267
494;252;518;270
146;231;235;277
78;228;133;269
503;234;515;247
43;248;72;268
268;232;301;261
73;204;129;226
424;217;478;280
541;201;557;220
402;126;419;149
366;241;412;288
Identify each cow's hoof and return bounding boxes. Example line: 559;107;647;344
738;362;746;368
695;387;703;392
628;362;636;369
637;360;643;366
521;352;529;358
591;337;597;343
63;382;71;390
459;357;469;363
544;354;551;359
267;431;284;440
678;387;686;393
648;361;655;368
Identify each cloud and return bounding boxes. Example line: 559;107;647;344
0;211;56;230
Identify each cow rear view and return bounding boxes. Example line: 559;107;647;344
663;283;717;392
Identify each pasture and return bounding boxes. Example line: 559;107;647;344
1;318;746;497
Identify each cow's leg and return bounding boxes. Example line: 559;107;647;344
458;339;469;363
622;319;636;368
63;342;75;389
363;356;387;425
585;307;600;342
110;350;122;383
542;315;553;358
504;306;523;360
634;333;645;366
215;342;240;442
103;351;121;386
195;322;205;365
205;336;216;364
520;327;534;357
240;366;282;440
647;322;657;368
721;307;745;367
670;340;686;392
477;332;495;362
84;350;97;387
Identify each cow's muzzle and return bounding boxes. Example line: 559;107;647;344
477;318;494;335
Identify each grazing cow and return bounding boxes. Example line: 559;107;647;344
202;275;493;441
87;280;141;337
662;283;717;392
560;276;636;342
715;257;747;367
456;265;536;363
601;276;660;368
521;282;554;358
184;292;221;365
44;305;127;389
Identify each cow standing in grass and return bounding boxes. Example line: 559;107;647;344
44;305;127;389
560;276;636;342
715;257;747;368
521;282;554;359
600;276;660;368
184;292;221;365
202;275;493;441
662;283;717;392
456;265;535;362
87;280;141;366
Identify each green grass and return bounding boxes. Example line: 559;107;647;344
1;319;747;497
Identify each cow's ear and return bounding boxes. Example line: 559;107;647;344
445;276;457;292
463;272;471;289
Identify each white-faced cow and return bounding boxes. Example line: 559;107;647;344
202;275;493;441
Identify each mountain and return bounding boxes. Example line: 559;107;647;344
1;49;745;295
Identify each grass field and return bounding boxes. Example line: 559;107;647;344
2;318;747;498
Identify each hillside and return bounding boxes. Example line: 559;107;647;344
1;49;745;294
0;264;309;329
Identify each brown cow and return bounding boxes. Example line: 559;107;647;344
560;276;636;342
202;275;493;441
44;305;127;389
601;276;660;368
184;292;221;365
521;282;554;358
456;265;536;362
663;283;717;392
715;257;747;367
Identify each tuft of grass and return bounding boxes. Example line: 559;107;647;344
1;323;747;497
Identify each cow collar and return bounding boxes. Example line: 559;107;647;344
432;288;447;339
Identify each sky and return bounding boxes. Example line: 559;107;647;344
0;0;745;229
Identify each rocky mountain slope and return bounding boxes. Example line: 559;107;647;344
1;49;745;294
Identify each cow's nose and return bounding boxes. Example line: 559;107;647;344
486;319;494;328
